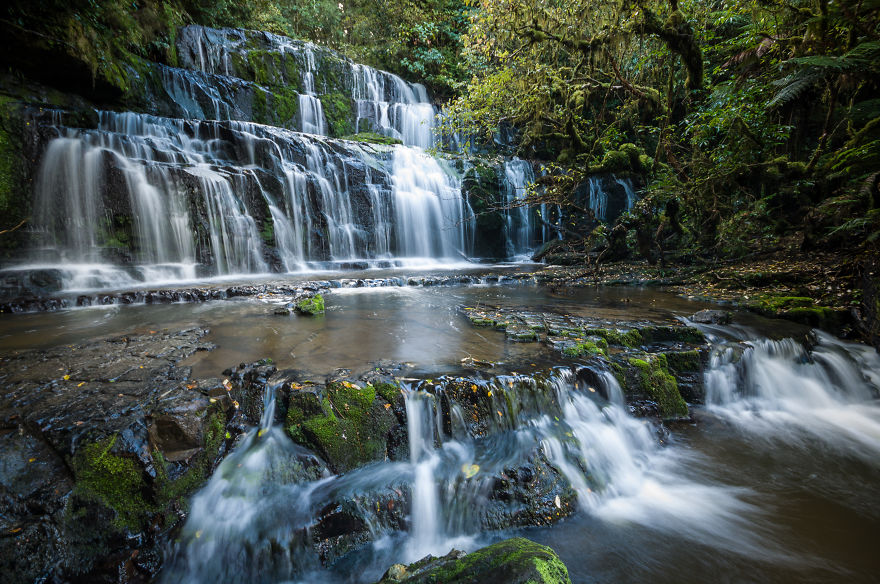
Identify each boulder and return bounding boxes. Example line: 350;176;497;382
376;537;572;584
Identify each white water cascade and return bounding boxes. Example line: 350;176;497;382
703;331;880;459
502;158;537;258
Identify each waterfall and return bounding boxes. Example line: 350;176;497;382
703;331;880;459
391;148;473;261
403;391;442;561
587;177;608;222
502;158;537;258
20;108;475;289
296;45;327;136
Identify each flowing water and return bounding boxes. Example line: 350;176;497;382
4;280;877;582
3;22;878;583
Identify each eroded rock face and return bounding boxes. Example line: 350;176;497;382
0;328;235;583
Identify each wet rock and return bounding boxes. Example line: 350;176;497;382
0;328;233;583
295;293;326;315
223;360;279;425
375;537;572;584
690;308;732;324
285;380;400;473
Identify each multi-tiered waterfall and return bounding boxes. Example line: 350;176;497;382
13;26;508;291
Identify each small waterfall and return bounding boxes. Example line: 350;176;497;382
296;45;327;136
502;158;537;258
403;391;442;561
703;332;880;459
351;64;436;149
391;148;473;261
615;176;639;211
163;386;332;584
587;177;608;222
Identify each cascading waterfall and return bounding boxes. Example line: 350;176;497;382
502;158;537;258
391;148;473;260
21;108;475;288
164;364;791;582
702;331;880;458
403;391;442;561
296;45;327;136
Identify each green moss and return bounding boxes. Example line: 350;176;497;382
296;294;325;315
663;349;701;372
755;296;815;312
640;325;705;344
292;381;396;472
252;88;269;124
319;92;355;137
563;338;608;358
340;132;403;145
260;216;275;244
374;382;401;404
72;434;150;531
271;87;300;127
379;537;571;583
590;328;643;348
628;354;688;419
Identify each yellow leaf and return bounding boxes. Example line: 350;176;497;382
28;458;35;463
384;403;391;410
63;374;70;381
461;463;479;478
232;400;240;409
77;382;86;387
497;410;503;417
487;391;492;397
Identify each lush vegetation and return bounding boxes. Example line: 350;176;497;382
442;0;880;261
1;0;878;261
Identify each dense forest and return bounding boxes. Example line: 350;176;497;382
3;0;879;263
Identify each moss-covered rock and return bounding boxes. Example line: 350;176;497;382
749;295;849;331
286;381;398;472
562;337;608;358
319;92;355;137
588;327;644;348
296;294;326;315
376;537;572;584
626;354;689;419
341;132;403;145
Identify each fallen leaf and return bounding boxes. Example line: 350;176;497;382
77;382;86;387
461;463;479;478
384;403;391;410
28;458;35;463
63;374;70;381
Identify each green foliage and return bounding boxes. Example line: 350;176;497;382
340;132;403;145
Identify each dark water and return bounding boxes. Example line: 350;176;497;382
2;275;877;583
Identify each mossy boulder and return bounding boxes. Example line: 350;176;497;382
296;294;326;315
625;354;689;419
376;537;572;584
285;380;398;472
563;337;608;358
749;295;849;331
319;92;355;137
